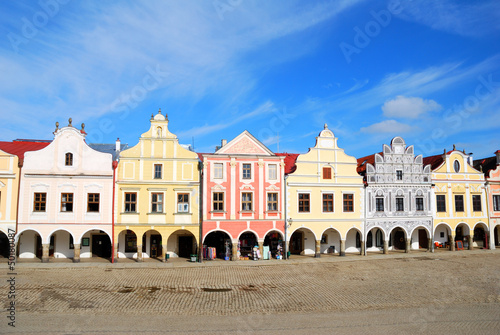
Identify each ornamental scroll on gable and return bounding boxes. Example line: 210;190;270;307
216;131;273;156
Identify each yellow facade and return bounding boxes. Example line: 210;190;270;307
115;110;200;260
286;125;364;256
0;149;18;240
431;150;489;250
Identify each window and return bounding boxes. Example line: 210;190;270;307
343;194;354;212
214;163;223;179
416;197;424;211
268;164;277;180
65;153;73;166
323;193;333;212
125;230;137;252
87;193;100;212
376;197;384;212
267;193;278;211
242;163;251;179
213;192;224;211
396;197;404;212
178;193;189;212
242;192;252;211
453;160;460;173
494;195;500;211
455;195;464;212
124;193;137;212
151;193;163;213
323;167;332;179
298;193;310;212
472;195;482;212
154;164;162;179
396;170;403;180
436;195;446;212
61;193;73;212
34;193;46;212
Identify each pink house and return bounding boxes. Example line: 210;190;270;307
475;151;500;248
199;131;285;260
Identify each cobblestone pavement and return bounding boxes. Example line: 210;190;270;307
1;250;500;334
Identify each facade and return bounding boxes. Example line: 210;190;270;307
424;147;489;251
0;148;19;258
200;130;285;260
115;110;200;261
285;125;364;257
15;120;115;262
474;151;500;249
358;137;433;254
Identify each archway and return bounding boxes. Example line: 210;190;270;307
473;223;488;249
434;223;452;249
455;223;471;248
117;229;138;259
167;230;197;259
410;226;430;250
263;230;283;259
48;230;75;260
141;230;163;260
80;230;111;259
345;228;362;254
320;228;341;255
289;228;315;256
238;231;258;260
0;231;9;258
366;228;384;253
17;229;42;259
203;231;232;260
389;227;406;251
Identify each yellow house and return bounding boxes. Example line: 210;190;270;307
0;148;19;258
424;147;489;251
115;110;200;261
285;125;364;257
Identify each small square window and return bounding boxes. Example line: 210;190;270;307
34;192;46;212
242;192;253;211
343;194;354;212
242;164;251;179
61;193;73;212
213;192;224;211
396;170;403;180
152;193;163;213
214;163;223;179
267;192;278;211
154;164;162;179
125;193;137;212
65;153;73;166
178;193;189;212
298;193;310;212
322;193;333;212
268;164;277;180
87;193;100;212
323;167;332;179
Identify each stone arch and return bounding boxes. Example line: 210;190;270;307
140;229;163;259
289;227;316;256
320;227;341;254
16;229;43;259
203;230;233;260
167;229;197;259
388;226;408;251
47;229;76;259
345;227;362;254
117;229;138;259
409;225;431;250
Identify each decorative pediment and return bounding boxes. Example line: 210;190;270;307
211;184;226;191
452;184;465;193
239;184;254;190
216;131;273;156
266;184;280;191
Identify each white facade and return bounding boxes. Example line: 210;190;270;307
16;121;114;261
362;137;433;252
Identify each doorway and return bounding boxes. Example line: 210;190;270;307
150;234;162;258
92;235;111;258
178;236;193;258
290;231;303;255
418;229;428;249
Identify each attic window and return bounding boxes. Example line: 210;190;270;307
65;153;73;166
323;167;332;179
453;160;460;173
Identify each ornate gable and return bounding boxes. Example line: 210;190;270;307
216;131;273;156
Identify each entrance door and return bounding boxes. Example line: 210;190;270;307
178;236;193;258
150;234;162;258
290;231;303;255
393;230;405;250
92;235;111;258
418;229;428;249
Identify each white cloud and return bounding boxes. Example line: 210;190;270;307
382;96;442;119
360;120;414;134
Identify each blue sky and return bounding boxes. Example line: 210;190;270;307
1;0;499;160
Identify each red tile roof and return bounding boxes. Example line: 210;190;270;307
422;154;445;170
356;152;381;175
275;153;300;174
0;139;51;164
473;156;498;177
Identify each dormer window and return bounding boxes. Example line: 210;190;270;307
65;153;73;166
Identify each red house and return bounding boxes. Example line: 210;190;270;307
199;131;285;260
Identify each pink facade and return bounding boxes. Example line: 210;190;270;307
200;131;285;260
486;151;500;248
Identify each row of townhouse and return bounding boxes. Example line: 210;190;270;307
0;110;499;262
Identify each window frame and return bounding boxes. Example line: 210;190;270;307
214;163;223;179
154;164;162;179
322;193;334;213
494;195;500;212
268;164;277;180
343;194;354;212
242;163;252;179
436;194;446;212
455;194;464;212
298;193;310;213
323;167;332;180
396;197;404;212
396;170;403;180
213;192;224;211
177;193;189;213
65;152;73;166
472;194;482;212
416;197;424;211
34;192;47;212
241;192;253;211
87;193;100;212
375;197;384;212
61;193;74;212
151;193;164;213
124;192;137;213
267;192;278;211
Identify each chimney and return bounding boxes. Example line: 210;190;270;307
116;138;121;153
467;153;473;166
221;139;227;147
496;150;500;165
